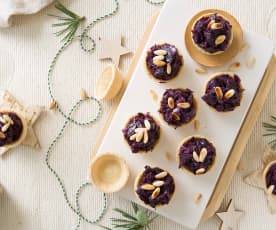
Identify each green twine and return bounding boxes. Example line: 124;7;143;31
45;0;164;229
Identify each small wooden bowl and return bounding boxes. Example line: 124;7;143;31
185;9;243;67
89;153;130;193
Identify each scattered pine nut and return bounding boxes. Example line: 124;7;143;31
81;88;88;100
49;101;56;110
194;119;200;130
149;89;158;102
246;55;256;68
228;62;241;72
194;193;202;203
195;67;208;74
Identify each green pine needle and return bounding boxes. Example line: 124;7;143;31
263;116;276;150
49;1;85;42
99;202;158;230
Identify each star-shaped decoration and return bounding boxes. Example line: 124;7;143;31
244;147;276;214
0;90;44;155
216;199;244;230
99;36;131;67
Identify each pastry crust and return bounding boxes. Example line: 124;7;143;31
263;160;276;196
159;88;198;128
145;43;184;83
96;64;124;100
123;113;161;154
176;135;217;176
0;110;27;149
191;13;234;56
89;153;130;193
134;166;175;208
202;72;244;113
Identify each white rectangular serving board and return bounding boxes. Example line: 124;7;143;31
96;0;274;228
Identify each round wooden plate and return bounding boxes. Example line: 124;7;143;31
185;9;243;67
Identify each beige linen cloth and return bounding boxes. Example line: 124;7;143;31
0;0;275;229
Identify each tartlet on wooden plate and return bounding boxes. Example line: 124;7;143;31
185;9;243;67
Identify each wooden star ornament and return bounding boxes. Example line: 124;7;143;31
0;91;44;155
244;147;276;214
216;199;244;230
99;36;131;67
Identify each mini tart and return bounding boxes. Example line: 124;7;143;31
145;43;183;82
202;72;244;112
0;111;27;149
159;88;197;128
263;160;276;196
134;165;175;208
89;153;130;193
177;136;216;175
122;113;160;154
192;13;233;55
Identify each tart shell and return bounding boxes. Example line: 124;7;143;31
0;110;28;149
176;135;217;176
89;153;130;193
123;113;161;154
263;160;276;196
159;88;198;128
191;13;234;56
202;72;244;113
134;166;175;208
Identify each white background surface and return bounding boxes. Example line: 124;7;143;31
0;0;276;230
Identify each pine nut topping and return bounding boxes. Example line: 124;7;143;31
211;22;223;30
199;148;208;162
215;35;226;45
195;168;206;175
151;187;161;199
267;185;275;195
168;97;175;109
224;89;235;99
193;151;200;162
144;120;151;130
154;49;167;56
166;63;172;74
153;55;165;61
153;180;164;187
177;102;191;109
215;87;223;100
172;112;180;121
141;184;155;191
155;171;168;179
153;59;166;67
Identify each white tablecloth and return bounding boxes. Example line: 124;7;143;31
0;0;275;229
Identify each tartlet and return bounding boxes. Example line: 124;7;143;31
192;13;233;55
159;88;197;128
89;153;130;193
145;43;183;82
134;165;175;208
202;72;244;112
263;160;276;196
122;113;160;153
0;111;27;149
177;136;216;175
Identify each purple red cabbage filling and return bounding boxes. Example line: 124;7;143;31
202;74;243;112
178;137;216;174
0;112;23;147
136;166;175;208
265;163;276;195
146;43;183;81
122;113;160;153
159;88;196;127
192;13;232;53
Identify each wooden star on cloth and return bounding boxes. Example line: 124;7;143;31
216;199;244;230
0;91;44;155
99;37;131;67
244;147;276;214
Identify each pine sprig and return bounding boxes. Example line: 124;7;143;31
99;202;158;230
49;1;85;42
263;115;276;150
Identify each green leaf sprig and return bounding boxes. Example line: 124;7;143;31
49;1;85;42
263;115;276;150
99;202;158;230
